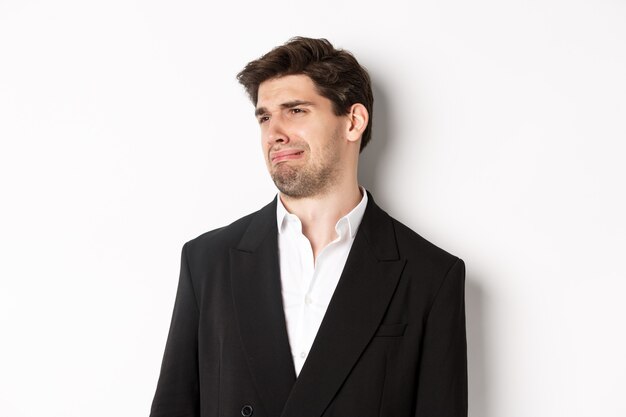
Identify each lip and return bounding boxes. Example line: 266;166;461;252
270;149;304;164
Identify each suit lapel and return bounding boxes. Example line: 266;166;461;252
280;194;407;417
230;199;296;417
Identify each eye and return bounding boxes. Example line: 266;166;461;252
290;108;305;115
258;115;270;124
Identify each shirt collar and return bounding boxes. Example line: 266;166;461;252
276;187;368;239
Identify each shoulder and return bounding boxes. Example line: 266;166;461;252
182;198;276;261
392;216;460;268
382;209;465;303
368;198;462;277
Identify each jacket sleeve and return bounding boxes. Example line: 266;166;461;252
415;258;468;417
150;243;201;417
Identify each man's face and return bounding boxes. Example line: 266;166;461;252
256;74;348;199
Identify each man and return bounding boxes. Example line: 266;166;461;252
150;37;467;417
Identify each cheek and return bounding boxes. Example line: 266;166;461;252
261;133;272;154
260;140;270;166
311;126;340;150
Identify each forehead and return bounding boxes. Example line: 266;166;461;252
257;74;325;107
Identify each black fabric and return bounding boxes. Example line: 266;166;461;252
150;193;467;417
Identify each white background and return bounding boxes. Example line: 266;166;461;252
1;1;625;416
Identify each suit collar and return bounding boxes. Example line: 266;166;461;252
279;192;406;417
231;197;296;416
235;197;278;252
359;190;400;261
231;194;406;417
235;191;396;256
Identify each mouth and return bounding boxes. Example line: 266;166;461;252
271;149;304;164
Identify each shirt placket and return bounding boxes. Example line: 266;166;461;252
293;229;315;372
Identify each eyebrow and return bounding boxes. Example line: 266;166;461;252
255;100;315;117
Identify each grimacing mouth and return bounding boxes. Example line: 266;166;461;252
270;149;305;163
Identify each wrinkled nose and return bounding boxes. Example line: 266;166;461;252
266;118;289;145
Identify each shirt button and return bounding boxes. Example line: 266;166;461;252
300;352;306;359
305;295;313;305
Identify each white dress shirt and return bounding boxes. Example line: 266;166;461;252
276;188;368;376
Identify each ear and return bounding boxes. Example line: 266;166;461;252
345;103;369;144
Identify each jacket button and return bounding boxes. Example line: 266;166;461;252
241;405;253;416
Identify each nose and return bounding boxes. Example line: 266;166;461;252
265;116;289;145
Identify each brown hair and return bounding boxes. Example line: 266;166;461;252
237;37;374;152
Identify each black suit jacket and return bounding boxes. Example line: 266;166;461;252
150;193;467;417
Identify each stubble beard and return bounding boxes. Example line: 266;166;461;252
269;140;341;199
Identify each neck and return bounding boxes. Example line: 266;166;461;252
280;179;362;261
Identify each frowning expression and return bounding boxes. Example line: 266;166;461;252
256;74;349;198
